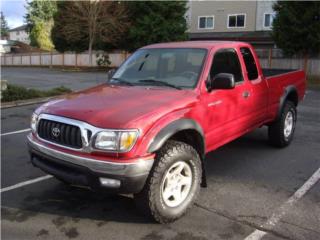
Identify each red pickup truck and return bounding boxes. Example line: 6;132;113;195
28;41;306;223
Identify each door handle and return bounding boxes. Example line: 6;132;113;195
242;91;250;98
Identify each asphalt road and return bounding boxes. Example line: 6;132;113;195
1;90;319;240
1;67;107;91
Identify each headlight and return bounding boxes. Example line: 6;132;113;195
94;130;138;152
30;113;38;133
95;131;118;150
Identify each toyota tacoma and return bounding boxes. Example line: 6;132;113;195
28;41;306;223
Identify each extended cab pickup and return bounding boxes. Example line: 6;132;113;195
28;41;306;223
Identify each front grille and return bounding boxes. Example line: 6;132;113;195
37;119;82;149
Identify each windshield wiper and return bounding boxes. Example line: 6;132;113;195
110;78;133;86
138;79;181;90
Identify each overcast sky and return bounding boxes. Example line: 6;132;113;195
1;0;27;29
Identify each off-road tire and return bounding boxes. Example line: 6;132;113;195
134;140;202;223
268;101;297;147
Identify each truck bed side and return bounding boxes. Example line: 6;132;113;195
262;68;298;77
264;69;306;121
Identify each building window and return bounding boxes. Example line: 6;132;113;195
16;31;20;35
228;14;246;28
264;13;274;28
198;16;214;29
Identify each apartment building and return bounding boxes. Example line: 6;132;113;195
256;1;276;31
8;25;30;44
187;1;276;48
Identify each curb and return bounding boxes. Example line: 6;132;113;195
1;94;68;109
61;68;110;72
3;65;112;72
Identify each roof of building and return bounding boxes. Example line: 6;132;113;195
9;25;28;32
189;31;273;45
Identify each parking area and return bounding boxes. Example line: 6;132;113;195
2;67;107;91
1;90;319;240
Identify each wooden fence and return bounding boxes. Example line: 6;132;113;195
259;58;320;76
0;51;128;68
1;50;319;76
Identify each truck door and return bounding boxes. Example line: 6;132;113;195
239;47;269;128
204;48;251;150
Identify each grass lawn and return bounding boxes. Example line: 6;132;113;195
1;84;72;102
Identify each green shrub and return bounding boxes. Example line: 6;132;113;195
307;75;320;86
96;53;111;67
45;86;72;96
1;84;71;102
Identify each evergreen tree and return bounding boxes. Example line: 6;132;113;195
272;1;320;58
0;12;10;39
25;0;57;50
123;1;188;51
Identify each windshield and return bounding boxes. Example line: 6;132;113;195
111;48;207;89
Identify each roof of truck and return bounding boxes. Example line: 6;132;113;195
142;41;249;49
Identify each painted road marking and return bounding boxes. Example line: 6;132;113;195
1;128;31;136
0;175;53;193
244;167;320;240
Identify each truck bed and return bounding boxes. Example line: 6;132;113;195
262;68;298;78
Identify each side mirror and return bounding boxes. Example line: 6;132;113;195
206;73;235;92
106;68;116;81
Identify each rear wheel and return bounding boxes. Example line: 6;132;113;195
268;101;297;147
134;140;202;223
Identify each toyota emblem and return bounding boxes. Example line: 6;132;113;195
52;127;60;138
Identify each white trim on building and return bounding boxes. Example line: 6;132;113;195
263;12;275;29
198;15;215;30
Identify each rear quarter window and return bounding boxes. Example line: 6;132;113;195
240;47;258;80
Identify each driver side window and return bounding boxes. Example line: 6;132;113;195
210;49;243;83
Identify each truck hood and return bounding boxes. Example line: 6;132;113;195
36;84;197;130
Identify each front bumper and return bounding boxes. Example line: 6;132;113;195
27;134;154;193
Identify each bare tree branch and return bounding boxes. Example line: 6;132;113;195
57;1;130;65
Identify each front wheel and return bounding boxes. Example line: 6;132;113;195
134;140;202;223
268;101;297;147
